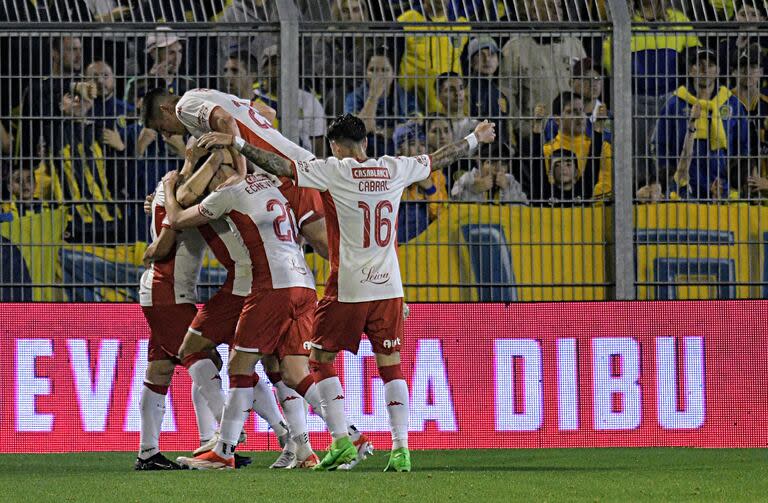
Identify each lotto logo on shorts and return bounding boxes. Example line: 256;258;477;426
303;341;312;351
383;338;401;349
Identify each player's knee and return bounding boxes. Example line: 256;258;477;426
178;331;214;360
375;351;401;369
145;360;175;386
309;347;337;364
280;365;306;389
228;350;261;376
261;354;280;374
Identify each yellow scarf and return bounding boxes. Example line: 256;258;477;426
673;86;732;151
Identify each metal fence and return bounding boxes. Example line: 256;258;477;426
1;0;767;302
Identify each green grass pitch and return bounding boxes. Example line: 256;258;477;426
0;449;765;502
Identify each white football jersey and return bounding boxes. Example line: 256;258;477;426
175;88;315;162
198;173;315;292
139;182;206;307
292;154;432;302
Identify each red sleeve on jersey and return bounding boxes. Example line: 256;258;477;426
279;181;325;229
290;159;299;184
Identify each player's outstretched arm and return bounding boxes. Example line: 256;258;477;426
197;132;294;179
162;170;214;230
429;120;496;171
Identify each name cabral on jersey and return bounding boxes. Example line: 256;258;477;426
352;166;391;193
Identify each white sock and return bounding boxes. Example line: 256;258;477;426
302;382;324;420
252;377;288;437
275;381;308;441
187;359;225;423
191;384;217;443
384;379;409;450
304;382;360;441
316;377;348;440
348;423;362;442
138;385;165;459
214;386;253;459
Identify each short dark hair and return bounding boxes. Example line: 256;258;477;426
478;141;512;160
141;87;173;127
367;44;394;67
436;71;462;93
229;50;260;73
552;92;581;116
327;114;367;144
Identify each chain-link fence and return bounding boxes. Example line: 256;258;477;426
0;0;767;302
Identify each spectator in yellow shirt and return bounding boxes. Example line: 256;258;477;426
397;0;470;114
393;122;449;242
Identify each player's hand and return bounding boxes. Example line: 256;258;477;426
144;192;155;215
473;120;496;144
163;170;180;191
197;132;234;150
101;128;125;151
185;136;208;162
403;302;410;321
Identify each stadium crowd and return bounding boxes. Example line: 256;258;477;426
1;0;767;299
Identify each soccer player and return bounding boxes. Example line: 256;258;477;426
161;162;319;470
143;86;373;468
135;166;207;471
196;114;496;471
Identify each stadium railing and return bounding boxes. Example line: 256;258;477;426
0;0;766;302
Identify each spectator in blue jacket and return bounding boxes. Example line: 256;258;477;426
651;48;750;200
462;36;510;147
345;45;420;156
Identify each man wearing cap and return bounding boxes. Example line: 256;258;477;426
464;36;509;147
650;48;749;200
124;28;196;106
393;122;448;242
716;0;768;89
730;44;768;198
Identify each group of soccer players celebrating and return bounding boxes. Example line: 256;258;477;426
134;86;496;473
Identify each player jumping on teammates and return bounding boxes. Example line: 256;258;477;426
196;114;496;471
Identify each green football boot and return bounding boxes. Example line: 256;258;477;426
312;436;357;471
383;447;411;472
